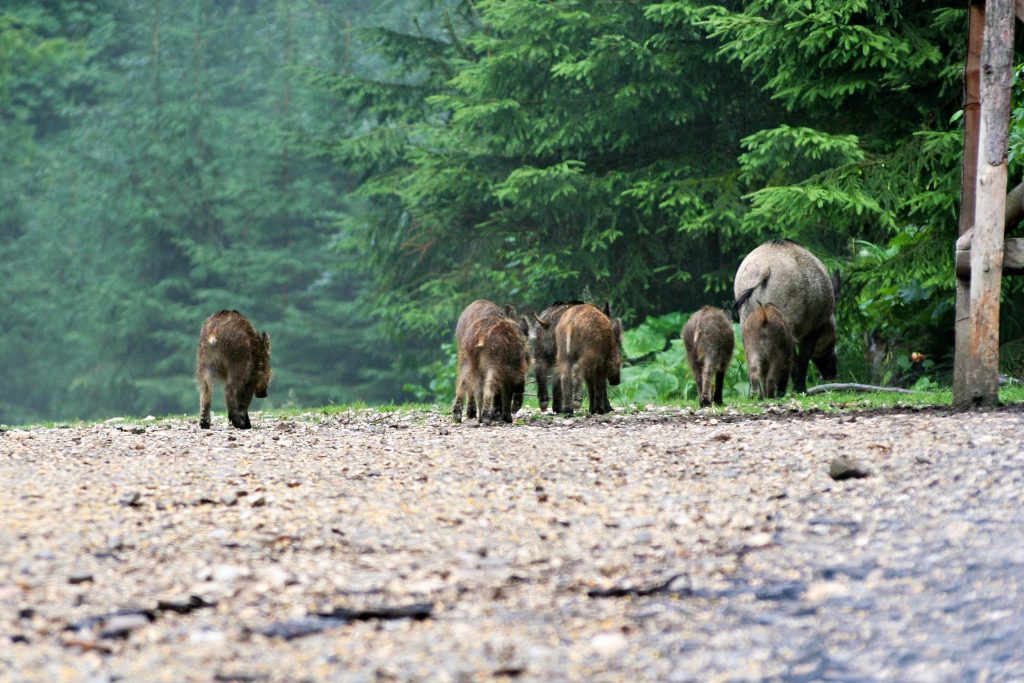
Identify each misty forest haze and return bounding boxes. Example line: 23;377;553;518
2;0;1023;424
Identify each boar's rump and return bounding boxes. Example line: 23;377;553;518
196;310;272;429
734;239;836;393
741;302;793;400
452;300;529;425
554;303;623;416
526;300;584;413
682;306;734;407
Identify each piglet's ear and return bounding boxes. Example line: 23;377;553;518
532;313;549;329
504;303;518;319
602;302;612;318
518;316;530;336
262;331;271;351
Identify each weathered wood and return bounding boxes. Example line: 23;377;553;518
958;0;1016;407
954;1;986;404
805;383;914;396
956;237;1024;277
1005;179;1024;230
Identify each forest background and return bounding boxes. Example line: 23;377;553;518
3;0;1024;424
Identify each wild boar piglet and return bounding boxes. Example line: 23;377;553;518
196;310;271;429
682;306;734;407
554;303;623;416
452;300;529;425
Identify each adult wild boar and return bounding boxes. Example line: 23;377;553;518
526;301;584;412
196;310;272;429
734;239;837;393
742;302;794;399
555;303;623;416
452;300;529;425
682;306;734;407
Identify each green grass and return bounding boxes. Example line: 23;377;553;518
5;388;1024;431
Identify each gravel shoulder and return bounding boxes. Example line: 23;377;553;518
2;406;1023;682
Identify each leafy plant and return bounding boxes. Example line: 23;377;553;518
614;311;750;406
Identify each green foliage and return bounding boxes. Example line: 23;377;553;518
0;0;423;424
3;0;1020;422
326;0;983;398
403;342;458;405
615;311;750;406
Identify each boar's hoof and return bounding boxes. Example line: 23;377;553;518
480;410;494;426
452;406;462;423
538;400;548;412
502;412;513;424
199;418;211;429
467;405;477;419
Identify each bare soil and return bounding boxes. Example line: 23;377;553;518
2;405;1023;682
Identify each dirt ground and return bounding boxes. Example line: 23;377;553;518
2;405;1023;682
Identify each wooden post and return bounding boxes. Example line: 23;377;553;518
955;0;1016;407
954;0;985;406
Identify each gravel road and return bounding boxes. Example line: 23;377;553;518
2;405;1023;682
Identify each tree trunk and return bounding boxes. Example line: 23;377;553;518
954;1;985;405
960;0;1015;407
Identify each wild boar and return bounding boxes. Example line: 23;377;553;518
554;303;623;416
734;239;837;393
741;302;794;399
452;301;529;425
682;306;735;407
526;301;584;412
196;310;272;429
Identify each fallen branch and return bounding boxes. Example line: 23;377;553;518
806;383;914;395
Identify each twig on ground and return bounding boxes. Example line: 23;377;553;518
806;383;914;395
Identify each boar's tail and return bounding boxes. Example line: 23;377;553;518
733;267;771;316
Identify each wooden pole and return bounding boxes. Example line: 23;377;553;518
959;0;1016;407
954;0;985;406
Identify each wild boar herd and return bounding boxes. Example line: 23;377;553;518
451;299;624;425
685;239;838;407
194;239;837;428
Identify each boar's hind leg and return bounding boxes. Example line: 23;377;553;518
557;364;574;416
584;373;599;415
690;359;705;407
714;370;726;406
452;365;468;422
476;376;490;425
551;371;564;415
792;330;821;394
593;375;612;415
536;363;550;412
226;385;252;429
199;375;213;429
698;366;715;408
511;380;524;416
500;385;514;424
479;378;495;421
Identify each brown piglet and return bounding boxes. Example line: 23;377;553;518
526;301;584;412
554;303;623;416
682;306;735;407
453;300;529;425
196;310;272;429
741;302;793;399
